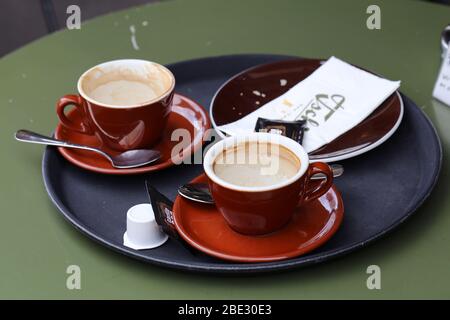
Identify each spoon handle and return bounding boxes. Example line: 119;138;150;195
15;129;70;147
312;163;343;180
14;129;102;154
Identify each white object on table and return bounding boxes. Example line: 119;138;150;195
433;42;450;107
123;203;168;250
218;56;401;153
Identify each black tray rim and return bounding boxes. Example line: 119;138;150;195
41;54;443;274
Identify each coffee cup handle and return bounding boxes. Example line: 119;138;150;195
56;95;93;135
302;162;334;204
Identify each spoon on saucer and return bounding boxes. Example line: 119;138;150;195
178;164;344;205
15;129;161;169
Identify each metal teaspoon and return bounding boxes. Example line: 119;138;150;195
178;164;344;205
15;129;161;169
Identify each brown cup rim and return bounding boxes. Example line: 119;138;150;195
76;59;176;109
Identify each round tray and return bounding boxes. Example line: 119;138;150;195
42;54;442;273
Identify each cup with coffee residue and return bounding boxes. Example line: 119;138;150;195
56;59;175;151
203;132;334;235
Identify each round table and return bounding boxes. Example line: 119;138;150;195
1;0;449;299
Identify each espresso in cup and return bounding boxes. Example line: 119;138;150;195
213;141;300;187
204;133;333;235
56;59;175;151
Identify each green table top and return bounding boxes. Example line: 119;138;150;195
1;0;449;299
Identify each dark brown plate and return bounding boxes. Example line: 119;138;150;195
210;58;403;162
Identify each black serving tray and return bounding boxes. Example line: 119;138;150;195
42;54;442;273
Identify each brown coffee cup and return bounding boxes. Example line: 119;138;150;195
203;133;333;235
56;59;175;151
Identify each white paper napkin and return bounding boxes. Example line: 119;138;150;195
218;56;401;152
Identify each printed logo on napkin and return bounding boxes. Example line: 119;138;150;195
433;44;450;107
218;57;401;152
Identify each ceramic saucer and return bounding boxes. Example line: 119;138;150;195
173;174;344;262
54;94;211;174
210;58;403;162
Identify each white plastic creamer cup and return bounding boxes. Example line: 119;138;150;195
123;203;168;250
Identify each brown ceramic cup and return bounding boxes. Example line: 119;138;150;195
203;133;333;235
56;59;175;151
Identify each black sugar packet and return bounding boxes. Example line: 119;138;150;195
254;117;306;144
145;181;198;255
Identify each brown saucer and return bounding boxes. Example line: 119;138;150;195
173;174;344;262
54;94;211;174
210;58;403;162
